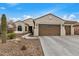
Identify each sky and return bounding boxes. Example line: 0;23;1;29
0;3;79;21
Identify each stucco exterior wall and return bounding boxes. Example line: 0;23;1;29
71;25;74;35
35;14;64;24
34;24;39;36
14;21;28;34
61;24;65;36
34;14;65;36
24;18;34;27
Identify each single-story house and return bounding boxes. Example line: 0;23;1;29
34;13;77;36
0;13;79;36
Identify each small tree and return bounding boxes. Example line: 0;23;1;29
1;14;7;43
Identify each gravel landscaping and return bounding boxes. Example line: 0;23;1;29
0;38;44;56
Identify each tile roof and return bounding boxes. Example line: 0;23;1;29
64;20;78;24
73;22;79;26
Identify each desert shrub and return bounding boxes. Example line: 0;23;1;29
7;33;16;39
21;45;27;50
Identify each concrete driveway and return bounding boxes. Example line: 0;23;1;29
39;36;79;56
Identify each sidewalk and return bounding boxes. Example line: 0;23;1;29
22;33;38;39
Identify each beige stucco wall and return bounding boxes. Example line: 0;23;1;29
34;14;65;36
61;24;66;36
35;14;64;24
24;18;34;27
14;21;28;34
34;24;39;36
71;25;74;35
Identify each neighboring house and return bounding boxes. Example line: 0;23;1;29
34;13;77;36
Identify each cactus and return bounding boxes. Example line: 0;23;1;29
1;14;7;43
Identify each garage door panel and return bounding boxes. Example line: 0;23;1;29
39;24;60;36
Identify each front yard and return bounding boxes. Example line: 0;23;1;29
0;38;44;56
1;35;79;56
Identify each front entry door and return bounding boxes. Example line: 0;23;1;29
29;26;33;35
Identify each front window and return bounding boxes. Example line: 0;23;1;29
18;25;22;31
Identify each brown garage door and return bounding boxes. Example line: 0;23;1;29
39;24;60;36
65;26;71;35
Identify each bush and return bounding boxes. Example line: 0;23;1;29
7;33;16;39
21;45;27;50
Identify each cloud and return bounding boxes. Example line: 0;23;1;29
45;8;58;14
41;7;60;15
7;3;19;6
9;15;32;21
68;14;76;20
23;15;32;19
37;5;67;18
62;14;76;20
9;17;21;21
0;7;6;10
43;4;68;15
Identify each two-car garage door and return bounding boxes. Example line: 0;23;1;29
39;24;61;36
